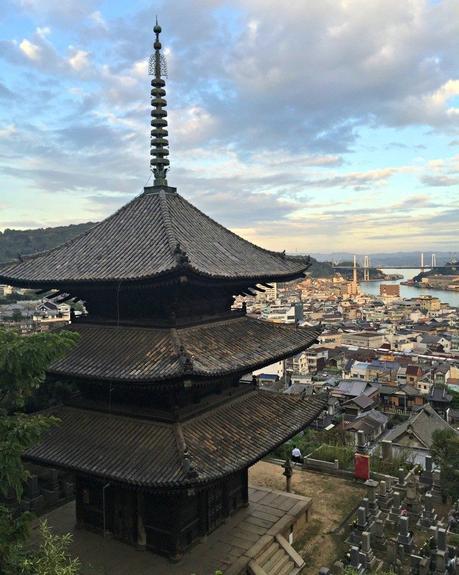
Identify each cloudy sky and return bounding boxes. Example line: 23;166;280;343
1;0;459;254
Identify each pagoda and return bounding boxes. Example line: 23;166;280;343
0;23;326;560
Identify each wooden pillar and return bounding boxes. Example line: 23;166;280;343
75;475;84;529
242;468;249;506
222;479;230;519
198;489;208;539
170;497;183;562
136;491;146;550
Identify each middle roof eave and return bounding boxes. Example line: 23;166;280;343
48;317;321;384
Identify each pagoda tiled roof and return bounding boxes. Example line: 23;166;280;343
0;188;307;287
24;391;327;488
48;317;320;383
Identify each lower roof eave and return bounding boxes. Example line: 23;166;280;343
23;392;328;491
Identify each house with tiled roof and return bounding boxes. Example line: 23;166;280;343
385;404;457;450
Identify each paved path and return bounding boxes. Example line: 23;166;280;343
32;486;311;575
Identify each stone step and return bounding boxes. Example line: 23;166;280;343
275;534;305;569
277;559;297;575
263;548;285;573
270;552;292;575
257;541;280;566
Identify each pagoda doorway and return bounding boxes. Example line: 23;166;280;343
112;488;136;545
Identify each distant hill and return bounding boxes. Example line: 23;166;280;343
0;223;95;264
287;255;335;278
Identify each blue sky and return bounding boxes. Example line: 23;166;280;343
0;0;458;254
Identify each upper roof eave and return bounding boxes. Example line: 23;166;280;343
0;190;310;287
0;263;308;291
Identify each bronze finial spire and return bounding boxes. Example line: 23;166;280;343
149;18;169;186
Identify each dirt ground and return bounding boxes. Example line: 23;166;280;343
249;461;366;574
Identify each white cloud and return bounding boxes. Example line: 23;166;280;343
89;10;107;30
0;124;16;139
68;49;90;71
19;39;41;61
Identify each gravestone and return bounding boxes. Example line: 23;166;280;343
432;469;443;504
419;492;438;529
350;545;362;570
365;478;380;520
360;531;376;570
410;553;422;575
405;473;422;518
419;557;430;575
389;490;402;523
373;518;386;547
435;549;446;574
378;479;393;512
437;527;447;552
381;439;393;460
421;455;433;488
397;515;413;552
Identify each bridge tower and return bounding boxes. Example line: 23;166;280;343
420;252;425;271
347;255;360;296
431;253;436;268
363;255;370;281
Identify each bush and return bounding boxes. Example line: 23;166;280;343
370;447;414;476
311;444;354;470
271;429;322;460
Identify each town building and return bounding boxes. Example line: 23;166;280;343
384;404;457;456
341;331;385;348
380;284;400;297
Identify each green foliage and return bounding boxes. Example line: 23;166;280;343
0;291;39;305
312;444;355;469
20;521;80;575
370;447;414;476
0;328;79;412
271;427;350;460
272;429;322;459
344;570;395;575
0;224;94;264
431;428;459;500
0;328;79;575
11;309;23;322
0;505;31;575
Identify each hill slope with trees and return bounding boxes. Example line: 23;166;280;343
0;223;95;264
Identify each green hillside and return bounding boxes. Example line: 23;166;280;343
0;223;95;264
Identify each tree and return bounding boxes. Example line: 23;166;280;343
11;309;23;323
431;428;459;501
21;521;80;575
0;328;79;574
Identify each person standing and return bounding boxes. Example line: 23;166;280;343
291;445;303;463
